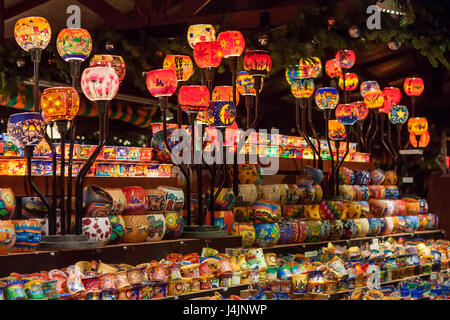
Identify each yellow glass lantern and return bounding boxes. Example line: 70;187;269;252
41;87;80;121
14;16;51;51
407;117;428;135
338;73;359;91
298;57;322;79
328;120;347;140
90;55;126;83
409;131;430;148
187;24;216;49
212;86;240;105
291;79;314;98
56;28;92;62
363;90;384;109
163;55;194;82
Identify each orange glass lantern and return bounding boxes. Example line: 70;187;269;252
243;50;272;77
212;86;239;105
409;131;430;148
328;120;347;140
14;16;51;51
56;28;92;62
163;55;194;82
217;31;245;58
360;81;380;97
291;79;314;98
404;77;424;96
298;57;321;79
146;69;177;98
325;59;342;78
407;117;428;135
193;41;223;68
187;24;216;49
338;73;359;91
354;101;369;120
236;71;263;96
41;87;80;121
178;85;210;114
363;90;384;109
335;103;357;125
335;50;356;69
90;55;126;83
380;87;401;113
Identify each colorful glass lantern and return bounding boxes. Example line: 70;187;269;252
407;117;428;135
217;31;245;58
81;67;119;101
146;69;177;98
291;79;314;98
178;85;210;114
354;101;369;121
212;86;240;105
404;77;424;96
363;90;385;109
285;65;301;85
336;104;357;125
236;71;263;96
325;59;342;78
338;73;359;91
335;50;356;69
360;81;380;97
163;55;194;82
56;28;92;62
298;57;321;79
187;24;216;49
205;101;236;128
41;87;80;121
243;50;272;77
409;131;430;148
193;41;223;68
315;87;339;110
328;120;347;140
380;87;401;113
7;112;46;147
14;16;51;51
89;55;126;83
388;105;409;125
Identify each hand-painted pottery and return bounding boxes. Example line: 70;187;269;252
21;196;47;219
145;213;166;241
255;184;264;200
397;216;406;233
339;185;355;201
81;217;112;246
231;223;256;248
151;128;180;162
367;218;381;236
252;200;281;224
83;185;113;217
370;169;385;185
144;189;166;213
207;188;236;210
278;184;290;207
402;198;420;215
345;201;361;219
286;185;300;204
164;211;184;240
253;223;280;247
208;211;234;235
368;199;389;218
238;164;257;184
9;220;41;253
357;218;370;237
4;279;27;300
297;168;314;185
338;167;355;185
297;185;315;204
122;215;149;243
354;170;371;185
391;216;400;233
341;220;356;239
305;220;323;243
290;219;308;243
384;185;399;199
238;184;258;205
379;218;387;235
384;170;397;185
360;185;370;201
394;200;406;216
122;186;148;215
304;166;324;184
313;184;323;203
104;188;126;215
359;201;370;217
283;205;304;219
369;185;385;199
157;186;184;212
260;185;281;203
381;217;394;235
0;188;15;220
30;217;62;236
404;216;419;233
417;215;428;231
232;206;252;223
0;221;15;255
426;214;438;230
319;200;343;220
321;220;331;241
278;220;295;244
417;198;428;214
304;205;321;220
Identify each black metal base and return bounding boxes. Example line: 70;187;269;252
182;225;228;239
38;235;100;250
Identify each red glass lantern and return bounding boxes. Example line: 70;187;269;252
335;103;357;125
338;73;359;91
325;59;342;78
146;69;177;98
163;55;194;82
212;86;240;105
217;31;245;58
298;57;321;79
193;41;223;68
380;87;401;113
409;131;430;148
178;85;210;114
404;77;424;96
363;90;385;109
243;50;272;77
354;101;368;121
335;50;356;69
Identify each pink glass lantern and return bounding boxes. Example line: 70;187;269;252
360;81;380;97
81;67;119;101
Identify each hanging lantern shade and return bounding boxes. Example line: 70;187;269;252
217;31;245;58
404;77;424;96
360;81;380;97
14;16;51;51
56;28;92;62
243;50;272;77
146;69;177;98
354;101;369;121
178;85;210;114
315;87;339;110
380;87;401;113
335;50;356;69
388;105;409;125
298;57;321;79
338;73;359;91
212;86;240;105
328;120;347;140
363;90;385;109
205;101;236;128
336;103;357;125
7;112;46;147
81;67;119;101
325;59;342;78
409;131;430;148
163;55;194;82
41;87;80;121
187;24;216;49
193;41;223;68
291;79;314;98
285;65;301;85
90;55;126;83
236;71;263;96
407;117;428;135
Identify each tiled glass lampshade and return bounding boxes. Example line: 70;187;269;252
243;50;272;77
388;105;409;125
291;79;314;98
338;73;359;91
409;131;430;148
328;120;347;140
236;71;264;96
163;55;194;82
315;87;339;110
212;86;240;105
178;85;210;114
325;59;342;78
335;50;356;69
193;41;223;68
81;67;119;101
56;28;92;62
354;101;369;121
217;31;245;58
41;87;80;121
336;103;357;125
363;90;385;109
285;65;300;85
146;69;177;98
360;81;380;97
204;101;236;128
187;24;216;49
14;16;51;51
298;57;321;79
7;112;46;147
407;117;428;135
380;87;401;113
404;77;424;96
89;55;126;83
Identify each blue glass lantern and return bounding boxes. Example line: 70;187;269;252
205;100;236;128
7;112;46;148
388;105;409;125
315;87;339;110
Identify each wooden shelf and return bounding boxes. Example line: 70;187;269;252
155;284;250;300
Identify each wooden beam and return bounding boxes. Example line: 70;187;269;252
5;0;51;20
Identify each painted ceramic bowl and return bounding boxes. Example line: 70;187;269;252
122;215;149;243
238;184;258;205
237;164;257;184
304;166;323;184
321;220;331;241
370;169;385;185
313;184;323;203
9;220;41;253
397;216;406;233
290;219;308;243
29;217;62;236
260;185;281;203
402;198;420;215
341;220;357;239
367;218;381;236
206;210;234;235
145;213;166;241
359;201;370;217
305;220;323;243
282;205;304;219
381;217;394;235
369;185;385;199
21;196;48;219
0;221;15;255
122;186;148;215
339;185;355;201
278;184;290;207
207;188;236;211
304;205;321;220
417;214;428;231
391;216;400;233
354;218;369;238
286;185;300;205
384;185;399;199
144;189;167;213
426;214;438;230
81;217;111;246
157;186;185;212
253;223;280;247
404;215;419;233
417;198;428;214
354;170;371;185
394;200;406;216
384;171;397;185
344;201;361;219
368;199;389;218
104;188;126;215
320;200;344;220
252;200;281;224
338;167;355;185
232;206;252;223
359;185;370;201
0;188;16;220
297;185;315;204
108;215;125;244
83;185;113;217
278;220;295;244
232;223;256;248
164;211;184;240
